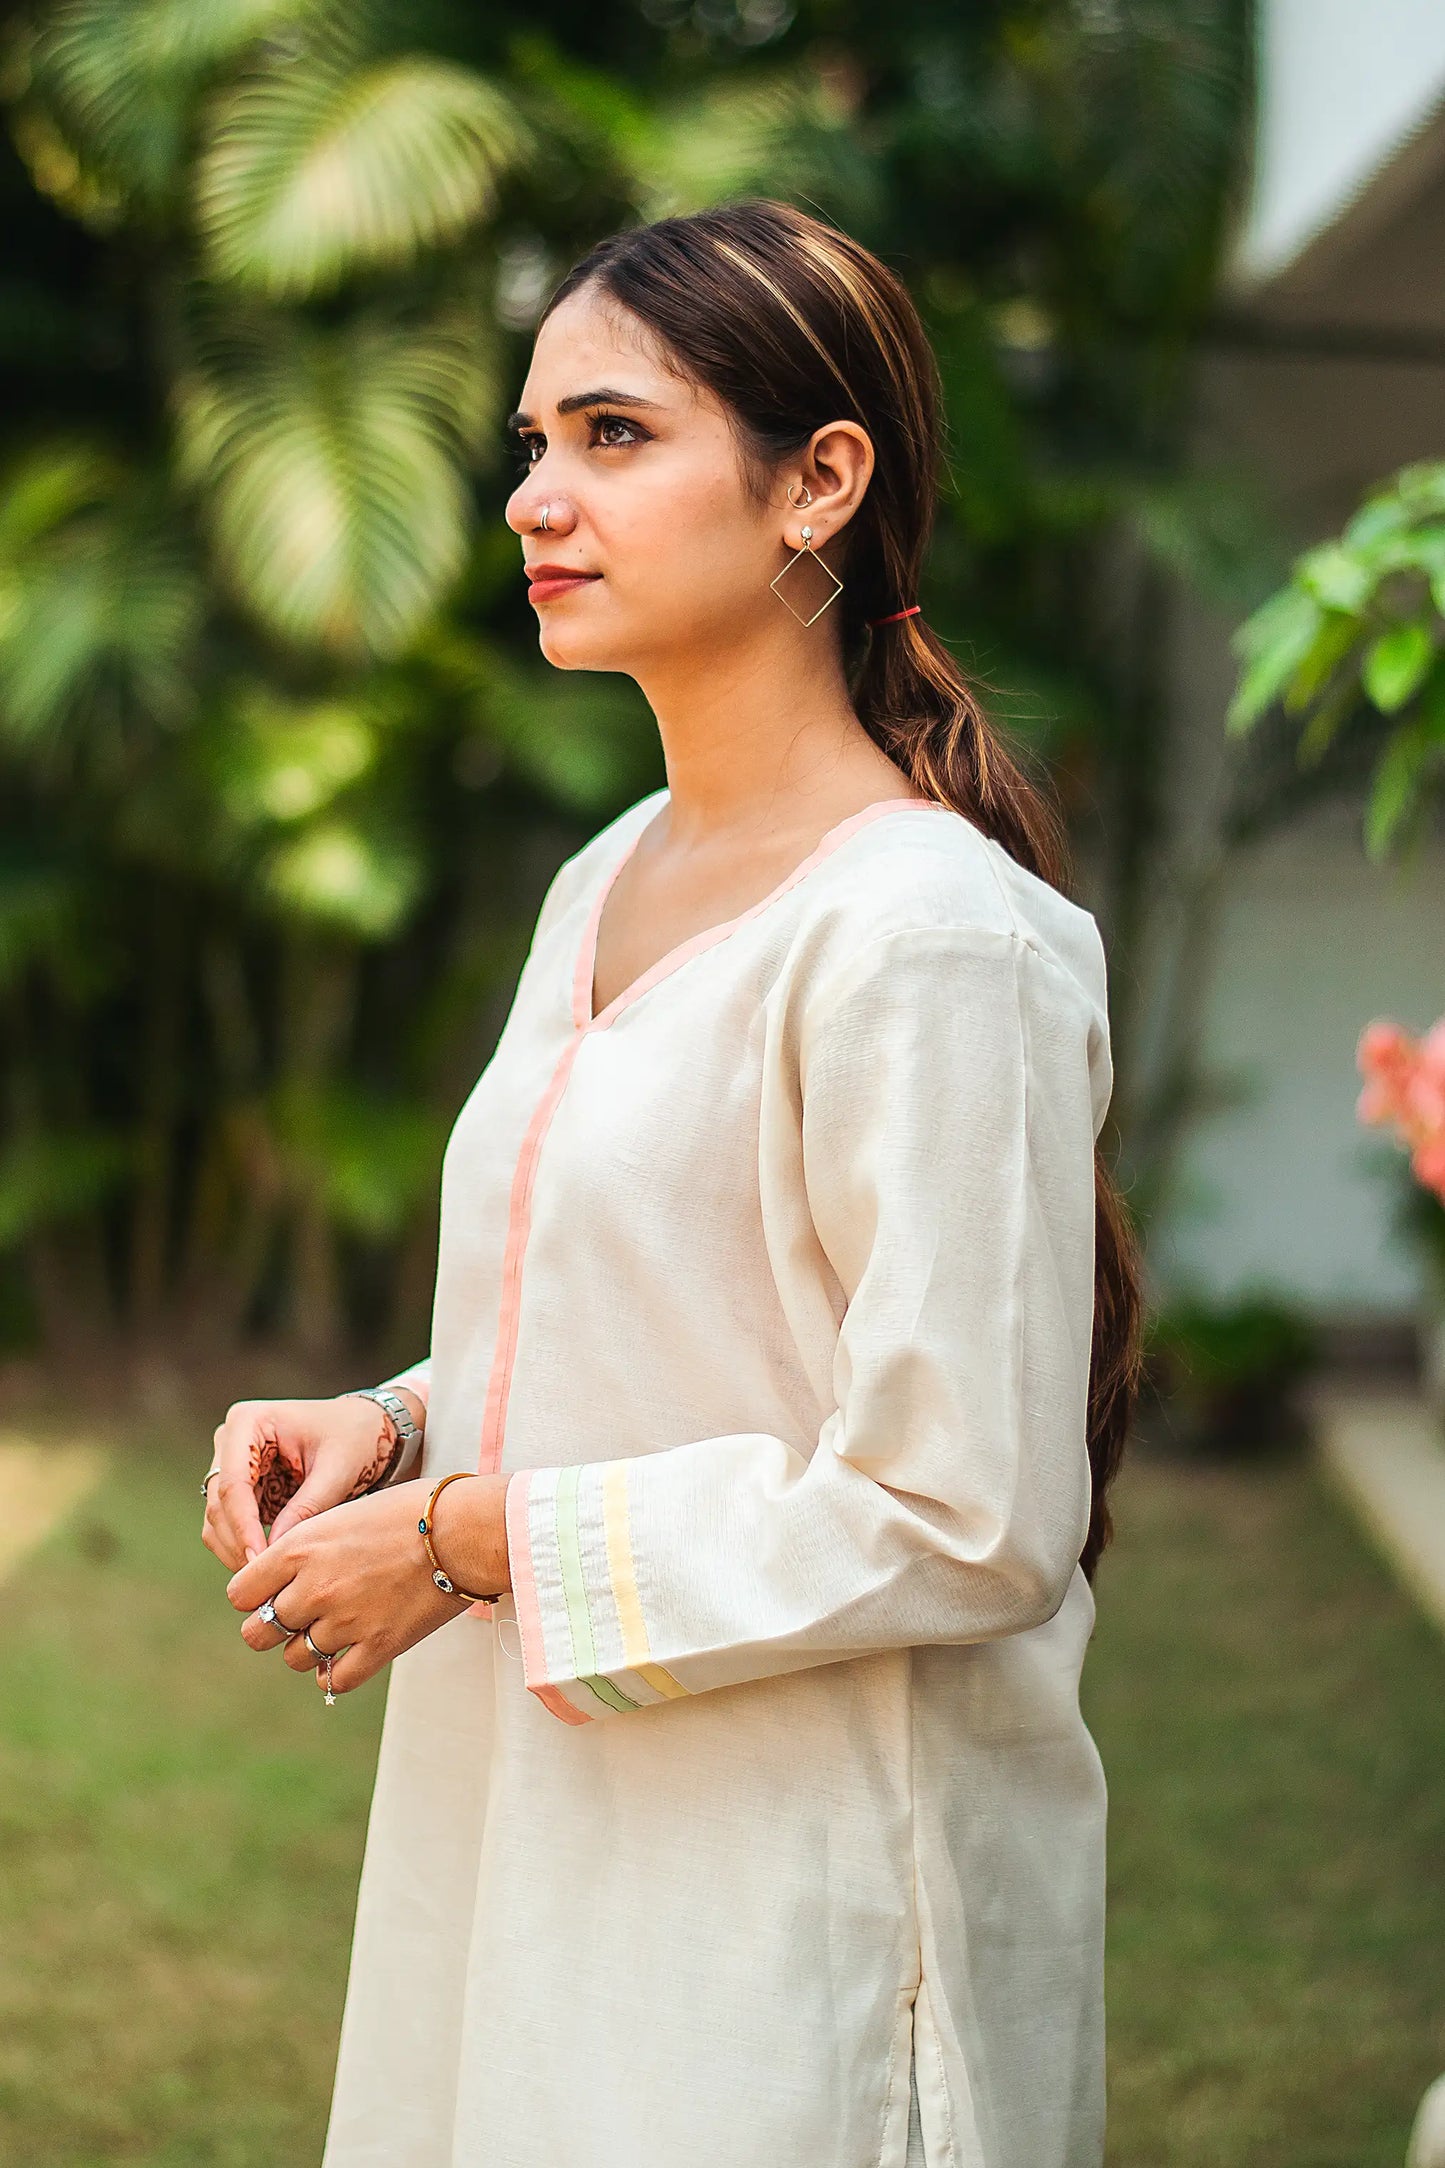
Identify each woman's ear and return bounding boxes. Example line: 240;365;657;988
795;421;874;543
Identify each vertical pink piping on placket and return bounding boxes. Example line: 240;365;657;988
473;824;653;1485
476;1034;586;1476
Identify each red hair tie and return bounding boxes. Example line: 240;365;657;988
867;605;921;628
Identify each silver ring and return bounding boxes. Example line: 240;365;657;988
200;1467;221;1498
538;503;550;531
257;1598;299;1638
304;1626;335;1661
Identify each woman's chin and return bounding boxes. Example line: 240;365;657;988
536;626;631;672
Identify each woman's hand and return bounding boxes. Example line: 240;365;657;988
223;1472;511;1699
202;1392;419;1571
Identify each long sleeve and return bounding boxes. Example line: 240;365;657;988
379;1357;431;1408
505;921;1103;1726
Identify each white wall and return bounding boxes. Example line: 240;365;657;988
1231;0;1445;285
1148;803;1445;1313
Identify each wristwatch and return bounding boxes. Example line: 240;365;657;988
344;1385;424;1489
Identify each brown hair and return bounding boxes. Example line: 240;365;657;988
542;198;1144;1584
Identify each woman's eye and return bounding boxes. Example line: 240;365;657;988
592;414;640;447
509;415;642;469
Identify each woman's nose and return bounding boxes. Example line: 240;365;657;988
506;483;577;538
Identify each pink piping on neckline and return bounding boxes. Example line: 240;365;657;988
576;792;937;1032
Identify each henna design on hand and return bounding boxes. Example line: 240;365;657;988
344;1431;399;1500
250;1436;303;1524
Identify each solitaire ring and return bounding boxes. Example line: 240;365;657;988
257;1599;299;1637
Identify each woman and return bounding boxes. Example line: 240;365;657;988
209;198;1144;2168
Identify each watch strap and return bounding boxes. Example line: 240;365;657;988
345;1385;423;1489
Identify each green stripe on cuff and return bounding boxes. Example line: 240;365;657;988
554;1465;640;1712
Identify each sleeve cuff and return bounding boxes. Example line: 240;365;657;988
504;1464;692;1724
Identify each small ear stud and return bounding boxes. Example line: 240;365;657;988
801;525;813;543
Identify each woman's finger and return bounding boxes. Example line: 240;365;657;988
238;1592;308;1653
209;1407;283;1563
316;1637;385;1699
266;1450;365;1547
282;1620;345;1675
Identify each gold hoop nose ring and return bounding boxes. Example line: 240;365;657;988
538;504;550;532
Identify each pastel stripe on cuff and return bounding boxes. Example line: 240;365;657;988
506;1469;593;1725
600;1462;690;1700
553;1465;641;1714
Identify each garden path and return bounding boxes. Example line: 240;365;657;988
0;1433;109;1585
1309;1382;1445;1636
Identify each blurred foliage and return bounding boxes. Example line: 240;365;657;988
1228;459;1445;865
1140;1290;1322;1460
0;0;1269;1367
1389;1156;1445;1299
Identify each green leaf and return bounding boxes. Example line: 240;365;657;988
1294;677;1358;769
1294;540;1376;615
174;310;495;657
1281;609;1359;711
1361;620;1434;713
1226;584;1322;733
1363;718;1434;860
197;49;529;297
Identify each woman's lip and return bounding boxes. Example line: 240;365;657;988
527;571;602;602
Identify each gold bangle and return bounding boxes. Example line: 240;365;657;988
418;1472;498;1606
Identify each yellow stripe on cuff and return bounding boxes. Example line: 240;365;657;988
602;1461;690;1699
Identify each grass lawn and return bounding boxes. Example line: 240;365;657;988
1086;1443;1445;2168
0;1418;1442;2165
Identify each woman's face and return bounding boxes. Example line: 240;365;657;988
503;285;793;674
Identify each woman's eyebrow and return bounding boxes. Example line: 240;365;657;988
505;387;666;431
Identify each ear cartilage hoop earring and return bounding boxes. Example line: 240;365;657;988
786;481;813;508
770;524;844;628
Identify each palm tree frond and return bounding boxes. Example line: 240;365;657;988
174;310;496;657
197;52;530;296
14;0;319;216
0;452;203;754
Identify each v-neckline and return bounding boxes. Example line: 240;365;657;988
573;792;940;1033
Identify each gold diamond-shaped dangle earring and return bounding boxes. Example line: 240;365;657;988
770;523;844;628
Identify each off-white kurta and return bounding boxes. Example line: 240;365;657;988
321;784;1115;2168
